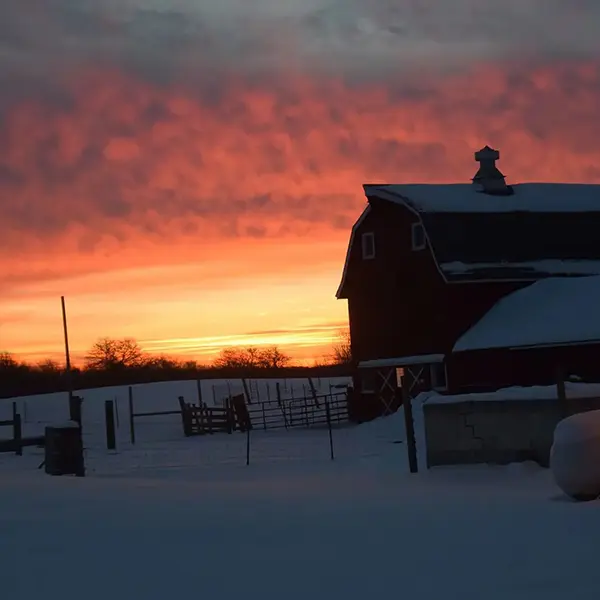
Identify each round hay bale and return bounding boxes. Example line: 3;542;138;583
550;410;600;501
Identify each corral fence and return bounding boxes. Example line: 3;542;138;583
124;386;350;447
247;391;348;431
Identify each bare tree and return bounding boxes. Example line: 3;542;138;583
259;346;291;369
84;338;146;370
214;346;291;369
328;329;352;365
144;354;180;369
35;359;62;373
0;351;18;370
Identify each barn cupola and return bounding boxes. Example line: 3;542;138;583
472;145;513;195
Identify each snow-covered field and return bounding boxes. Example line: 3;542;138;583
2;378;600;599
0;376;351;449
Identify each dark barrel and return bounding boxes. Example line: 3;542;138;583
44;424;85;477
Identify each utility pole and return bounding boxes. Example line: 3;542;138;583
61;296;75;417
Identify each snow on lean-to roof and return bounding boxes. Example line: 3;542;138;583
365;183;600;213
453;275;600;352
423;381;600;404
441;260;600;276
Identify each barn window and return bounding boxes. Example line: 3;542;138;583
411;223;426;251
430;363;447;391
361;232;376;259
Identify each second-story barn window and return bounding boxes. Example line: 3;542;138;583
411;223;426;251
361;232;376;259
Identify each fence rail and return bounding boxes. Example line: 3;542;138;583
124;387;349;446
246;392;348;431
0;401;45;455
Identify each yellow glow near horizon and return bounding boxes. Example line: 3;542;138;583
0;236;350;367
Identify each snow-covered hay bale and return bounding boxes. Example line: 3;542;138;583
550;410;600;501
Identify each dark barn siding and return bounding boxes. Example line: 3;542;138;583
448;343;600;393
422;211;600;265
344;199;527;364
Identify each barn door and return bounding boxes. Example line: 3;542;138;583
401;364;428;399
375;367;399;416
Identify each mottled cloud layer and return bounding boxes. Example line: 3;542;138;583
1;1;600;290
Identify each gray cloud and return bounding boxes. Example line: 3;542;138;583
0;0;599;257
1;0;599;89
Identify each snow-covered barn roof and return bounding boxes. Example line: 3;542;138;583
364;183;600;214
453;275;600;352
363;183;600;282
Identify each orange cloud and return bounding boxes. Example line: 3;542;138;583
1;60;599;363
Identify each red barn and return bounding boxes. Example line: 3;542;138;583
336;146;600;413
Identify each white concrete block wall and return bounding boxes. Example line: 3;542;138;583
423;398;600;468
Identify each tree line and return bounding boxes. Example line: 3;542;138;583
0;331;352;399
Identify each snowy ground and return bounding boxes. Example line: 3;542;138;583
2;382;600;599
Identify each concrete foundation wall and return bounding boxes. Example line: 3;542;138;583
423;397;600;468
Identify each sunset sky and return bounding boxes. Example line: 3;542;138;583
1;1;600;366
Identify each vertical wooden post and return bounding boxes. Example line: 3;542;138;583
262;403;267;430
326;400;334;460
276;382;282;405
304;395;309;427
13;403;22;456
105;400;116;451
196;379;203;407
308;378;320;407
246;425;250;466
276;382;288;429
242;378;252;405
69;395;82;426
114;396;120;428
401;376;418;474
128;386;136;445
211;384;216;406
224;397;232;434
61;296;75;419
254;380;261;403
556;367;568;419
266;384;271;403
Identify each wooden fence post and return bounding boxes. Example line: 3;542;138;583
326;400;334;460
276;382;289;429
196;379;203;406
105;400;116;451
128;386;136;445
246;426;250;466
69;395;82;426
224;397;232;434
262;403;267;430
304;395;309;427
308;378;320;407
400;377;418;473
14;412;22;456
242;378;252;405
556;367;569;419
